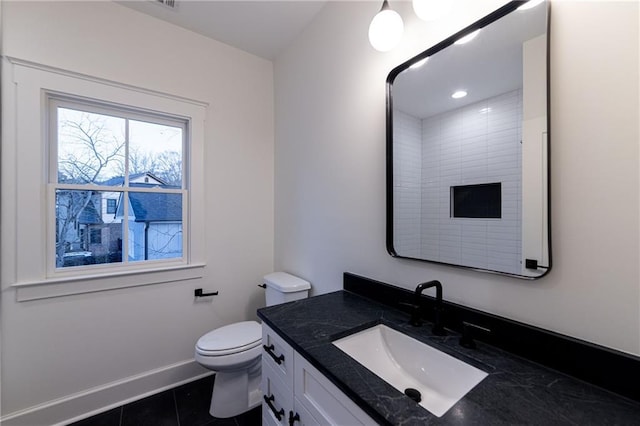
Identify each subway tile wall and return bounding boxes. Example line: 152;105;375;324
393;110;422;258
393;90;522;274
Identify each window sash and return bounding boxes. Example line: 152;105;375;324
47;96;189;275
49;96;188;188
48;186;189;274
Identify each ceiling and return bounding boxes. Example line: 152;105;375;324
117;0;328;60
393;3;547;118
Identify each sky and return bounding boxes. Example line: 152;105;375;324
57;106;183;184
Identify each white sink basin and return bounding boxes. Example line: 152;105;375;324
332;324;487;417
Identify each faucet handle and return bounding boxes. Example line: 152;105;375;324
459;322;491;349
431;305;447;336
398;301;422;326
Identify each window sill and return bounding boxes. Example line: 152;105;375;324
12;263;205;301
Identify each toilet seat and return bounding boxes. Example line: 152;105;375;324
193;273;311;418
196;321;261;357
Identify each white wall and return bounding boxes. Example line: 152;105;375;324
1;1;274;423
274;0;640;357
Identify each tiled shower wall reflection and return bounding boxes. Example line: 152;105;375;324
393;90;522;274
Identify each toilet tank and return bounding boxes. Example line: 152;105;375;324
263;272;311;306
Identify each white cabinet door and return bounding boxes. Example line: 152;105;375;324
262;324;378;426
294;352;378;425
290;397;321;426
262;360;292;426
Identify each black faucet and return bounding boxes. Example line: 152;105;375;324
410;280;446;336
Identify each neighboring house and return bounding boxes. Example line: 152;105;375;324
116;186;182;261
100;172;167;223
109;172;182;261
98;172;177;262
56;172;181;267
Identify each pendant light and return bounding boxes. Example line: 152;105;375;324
412;0;452;22
368;0;404;52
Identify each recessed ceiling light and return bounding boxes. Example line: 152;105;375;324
518;0;544;11
451;90;467;99
410;58;429;69
454;29;481;45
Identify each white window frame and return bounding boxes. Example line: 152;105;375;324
3;58;207;301
48;96;189;275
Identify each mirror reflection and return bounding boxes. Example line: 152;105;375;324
387;1;550;278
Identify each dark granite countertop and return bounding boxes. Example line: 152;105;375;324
257;290;640;425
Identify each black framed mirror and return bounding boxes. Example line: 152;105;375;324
386;0;550;279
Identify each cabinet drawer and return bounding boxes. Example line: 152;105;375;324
262;360;292;426
294;352;378;425
263;412;279;426
262;360;320;426
264;399;319;426
292;397;321;426
262;324;295;387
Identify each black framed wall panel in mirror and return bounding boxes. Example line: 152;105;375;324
386;0;551;279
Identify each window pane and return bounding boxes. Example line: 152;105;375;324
57;108;126;185
106;198;117;214
127;192;183;262
55;190;123;268
129;120;183;188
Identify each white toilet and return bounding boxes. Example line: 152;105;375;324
194;272;311;418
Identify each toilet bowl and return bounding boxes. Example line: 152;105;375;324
195;272;311;418
195;321;262;418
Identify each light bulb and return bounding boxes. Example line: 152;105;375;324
369;2;404;52
412;0;452;22
451;90;467;99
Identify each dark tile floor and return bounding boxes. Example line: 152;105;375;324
68;375;262;426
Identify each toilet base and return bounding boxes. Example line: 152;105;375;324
210;359;262;418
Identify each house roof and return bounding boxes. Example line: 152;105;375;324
128;192;182;222
101;172;168;187
78;200;102;224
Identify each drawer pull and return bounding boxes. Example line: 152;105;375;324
263;394;284;421
263;344;285;364
289;411;300;425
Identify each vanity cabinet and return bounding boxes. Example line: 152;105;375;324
261;324;376;425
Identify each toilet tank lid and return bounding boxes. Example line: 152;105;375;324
263;272;311;292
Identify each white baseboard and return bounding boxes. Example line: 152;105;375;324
0;359;212;426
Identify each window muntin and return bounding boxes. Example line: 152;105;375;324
50;98;187;271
